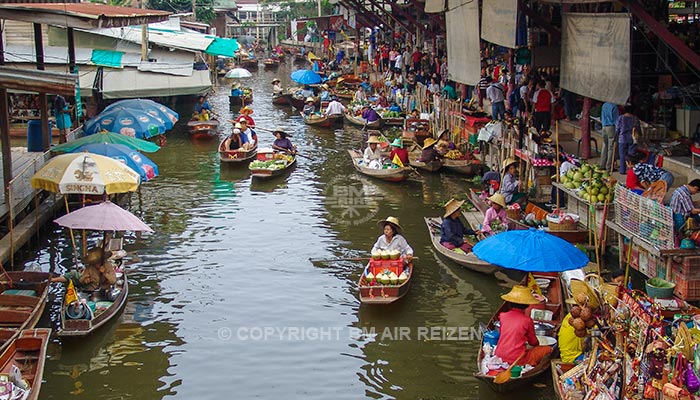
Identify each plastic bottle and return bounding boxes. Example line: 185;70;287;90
563;378;575;394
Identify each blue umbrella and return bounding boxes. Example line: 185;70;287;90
71;143;159;181
472;228;589;272
83;107;168;139
291;69;321;85
103;99;179;130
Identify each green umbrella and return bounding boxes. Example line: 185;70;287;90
52;131;161;153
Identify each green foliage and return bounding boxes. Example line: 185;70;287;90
89;0;131;6
147;0;216;24
260;0;333;21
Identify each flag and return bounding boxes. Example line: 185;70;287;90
65;279;78;305
527;273;543;297
392;154;404;168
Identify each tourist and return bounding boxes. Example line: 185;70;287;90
225;127;242;151
615;104;641;174
670;179;700;229
237;120;257;150
481;193;508;236
372;217;414;261
301;97;315;117
440;198;478;253
272;128;296;155
324;97;346;116
600;102;619;170
411;47;422;73
361;104;380;123
363;136;383;168
486;77;506;121
389;138;408;165
495;285;553;365
194;95;212;121
532;80;554;133
501;158;523;204
235;106;255;127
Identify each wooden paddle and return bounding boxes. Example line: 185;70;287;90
493;351;527;384
309;256;420;263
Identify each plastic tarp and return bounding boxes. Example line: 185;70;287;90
137;50;194;77
560;13;630;104
446;0;481;85
91;49;123;68
205;37;239;57
424;0;445;13
101;69;212;99
481;0;518;48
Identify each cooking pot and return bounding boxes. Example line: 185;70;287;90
534;322;555;336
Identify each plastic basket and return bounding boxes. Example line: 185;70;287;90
645;278;676;299
546;213;579;231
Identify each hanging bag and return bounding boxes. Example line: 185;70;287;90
686;360;700;393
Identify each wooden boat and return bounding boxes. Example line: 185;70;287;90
219;140;257;163
409;152;442;172
344;113;384;129
303;114;343;128
467;189;589;244
402;118;431;147
474;273;564;392
551;359;575;400
424;217;500;274
327;75;362;86
187;119;219;140
58;270;129;336
358;259;413;304
239;59;259;69
272;93;289;106
249;151;297;179
383;117;405;126
263;58;280;69
443;158;482;176
285;94;319;110
335;92;354;101
347;150;413;182
0;271;50;351
229;95;253;107
293;53;306;63
0;328;50;400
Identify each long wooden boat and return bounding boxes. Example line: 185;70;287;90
229;95;253;107
347;150;413;182
285;94;319;110
303;114;343;128
0;328;50;400
249;153;297;179
443;158;482;176
344;113;383;129
272;94;289;106
424;217;500;274
383;117;405;126
467;189;589;243
263;59;280;69
293;53;306;63
219;140;257;163
239;59;259;69
409;152;442;172
475;273;564;392
326;75;362;86
187;119;219;140
551;359;575;400
0;272;50;351
58;270;129;337
358;259;413;304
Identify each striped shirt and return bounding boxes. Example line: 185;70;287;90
632;163;664;184
671;185;694;217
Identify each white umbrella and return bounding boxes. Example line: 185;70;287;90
225;68;253;79
54;201;153;232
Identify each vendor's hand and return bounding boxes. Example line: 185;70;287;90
406;254;413;262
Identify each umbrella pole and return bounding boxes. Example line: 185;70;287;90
555;121;560;209
81;194;86;257
64;197;80;267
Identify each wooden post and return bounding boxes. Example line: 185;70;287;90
33;23;51;151
580;97;592;159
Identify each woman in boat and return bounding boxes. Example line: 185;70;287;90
495;285;553;366
354;87;367;103
440;198;478;252
371;217;413;261
193;95;212;121
225;127;242;151
419;138;441;163
361;104;381;122
436;129;456;156
237;121;257;150
51;247;116;292
388;138;409;166
302;97;316;117
501;157;524;205
272;78;283;95
481;193;508;236
319;84;332;102
363;136;383;169
272;128;296;155
231;82;244;98
235;106;255;127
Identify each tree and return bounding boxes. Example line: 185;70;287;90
260;0;334;22
147;0;217;24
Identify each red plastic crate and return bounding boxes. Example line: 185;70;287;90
369;259;403;276
678;257;700;279
671;267;700;300
256;151;274;161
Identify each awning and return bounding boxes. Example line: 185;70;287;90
205;37;239;57
101;68;211;99
91;49;124;68
4;65;96;97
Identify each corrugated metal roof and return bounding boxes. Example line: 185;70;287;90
83;26;216;52
0;4;170;29
0;66;76;96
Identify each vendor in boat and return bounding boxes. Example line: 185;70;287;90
231;82;244;97
436;129;456;156
364;136;383;169
372;217;414;261
224;126;242;151
319;84;332;102
361;104;381;122
389;138;409;166
481;169;501;195
193;95;212;121
272;128;296;155
419;138;442;163
354;87;367;103
440;198;478;252
408;109;420;119
237;121;257;150
374;91;390;108
501;157;524;205
495;285;553;366
481;193;508;236
272;78;284;95
235;106;256;127
559;283;598;363
51;247;116;292
324;96;346;117
302;97;316;117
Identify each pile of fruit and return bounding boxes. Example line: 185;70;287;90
444;149;464;160
489;218;507;233
365;269;408;286
567;296;596;338
249;154;293;170
382;111;403;118
371;249;400;260
519;217;547;228
242;88;253;97
559;163;615;204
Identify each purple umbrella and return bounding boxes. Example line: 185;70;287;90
54;201;153;232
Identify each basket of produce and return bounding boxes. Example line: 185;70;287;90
546;213;579;231
506;203;521;220
645;277;676;299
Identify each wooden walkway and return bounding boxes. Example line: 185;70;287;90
0;148;49;221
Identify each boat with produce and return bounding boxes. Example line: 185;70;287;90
187;119;220;140
424;217;499;274
409;152;442;172
303;113;343;128
58;269;129;337
474;274;564;392
0;328;50;400
219;140;257;164
248;149;296;179
229;87;253;107
347;150;413;182
263;58;280;69
442;157;482;176
344;113;383;129
272;93;289;106
0;271;50;351
358;250;413;304
551;359;575;399
239;58;259;69
402;118;431;147
285;94;319;110
381;111;405;126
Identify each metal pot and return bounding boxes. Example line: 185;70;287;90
534;322;555;336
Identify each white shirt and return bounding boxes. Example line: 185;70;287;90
559;161;575;177
272;83;283;95
394;54;403;69
354;89;367;102
532;88;556;104
486;83;505;103
372;234;414;257
242;128;255;144
363;146;382;161
325;100;346;116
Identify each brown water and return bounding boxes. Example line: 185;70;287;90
27;62;556;399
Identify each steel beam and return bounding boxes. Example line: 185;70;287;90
517;0;561;42
364;0;413;33
386;0;434;38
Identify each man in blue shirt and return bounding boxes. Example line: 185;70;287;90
600;102;619;170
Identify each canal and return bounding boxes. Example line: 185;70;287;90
30;61;555;399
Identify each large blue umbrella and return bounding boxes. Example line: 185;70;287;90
83;107;168;139
472;228;589;272
70;143;159;181
291;69;321;85
103;99;179;130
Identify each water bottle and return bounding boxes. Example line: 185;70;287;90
563;378;575;394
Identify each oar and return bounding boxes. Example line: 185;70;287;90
493;351;527;384
273;146;313;160
310;256;420;263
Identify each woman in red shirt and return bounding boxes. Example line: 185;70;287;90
389;138;408;165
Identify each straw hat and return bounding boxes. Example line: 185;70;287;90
271;78;280;84
377;216;402;234
443;198;465;218
487;193;506;208
321;84;329;89
234;123;243;129
231;82;241;89
502;157;517;171
337;77;345;83
84;247;104;266
501;285;540;305
241;106;254;115
305;97;315;103
423;138;437;149
366;136;383;144
390;138;403;148
565;279;600;309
